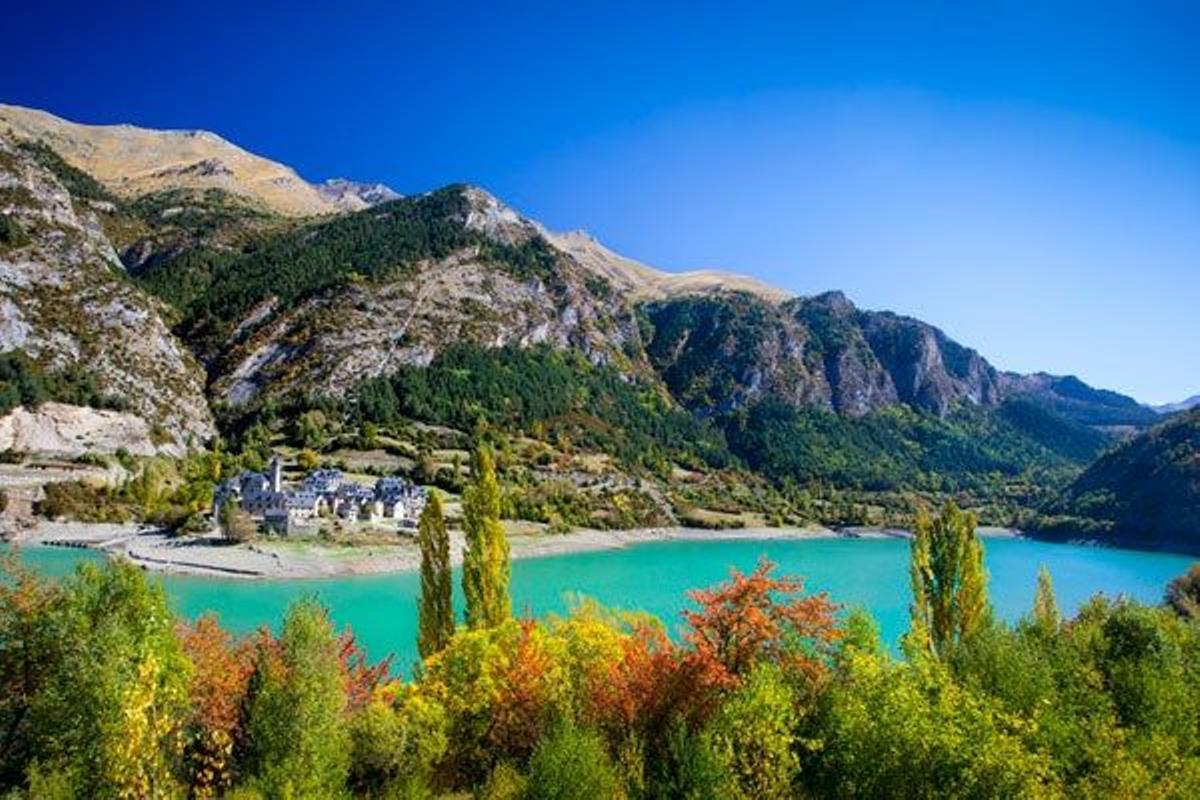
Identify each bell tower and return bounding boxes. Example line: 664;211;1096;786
269;457;283;492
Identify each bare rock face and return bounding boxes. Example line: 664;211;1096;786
0;136;215;446
315;178;401;211
645;289;1000;418
0;402;183;457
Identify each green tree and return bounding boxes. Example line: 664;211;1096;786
294;410;330;451
462;445;511;629
708;663;798;800
25;562;191;799
244;599;350;798
417;493;454;660
1032;564;1061;634
904;501;990;659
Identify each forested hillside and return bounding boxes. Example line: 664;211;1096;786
1038;408;1200;553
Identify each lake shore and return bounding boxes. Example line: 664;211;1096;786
6;520;1024;580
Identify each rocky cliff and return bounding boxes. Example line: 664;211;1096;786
0;134;214;446
643;289;1000;418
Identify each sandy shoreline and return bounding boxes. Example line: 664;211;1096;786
6;520;1023;581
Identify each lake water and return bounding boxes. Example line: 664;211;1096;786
6;537;1195;674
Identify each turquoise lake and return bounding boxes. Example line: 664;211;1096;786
7;537;1195;674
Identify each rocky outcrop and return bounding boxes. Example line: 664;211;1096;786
644;289;1000;418
0;402;184;457
315;178;401;211
0;135;215;446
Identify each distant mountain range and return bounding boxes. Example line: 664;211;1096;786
1153;395;1200;415
2;103;1189;541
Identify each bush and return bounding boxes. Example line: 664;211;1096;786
479;762;527;800
650;720;735;800
707;663;798;799
809;651;1058;798
348;687;447;796
525;726;621;800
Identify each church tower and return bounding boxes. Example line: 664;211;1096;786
269;457;282;492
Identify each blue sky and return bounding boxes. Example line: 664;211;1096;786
3;2;1197;403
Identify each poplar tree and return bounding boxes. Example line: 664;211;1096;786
462;445;511;629
245;599;350;797
903;501;990;659
417;492;454;659
1032;564;1061;634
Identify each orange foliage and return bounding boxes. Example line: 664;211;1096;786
683;558;840;690
586;622;693;734
337;628;391;712
179;615;255;797
488;619;557;761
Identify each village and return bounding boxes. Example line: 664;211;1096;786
213;457;428;536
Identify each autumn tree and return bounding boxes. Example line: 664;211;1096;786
417;492;454;659
179;616;255;798
25;562;191;798
904;501;990;659
462;445;511;629
683;559;840;692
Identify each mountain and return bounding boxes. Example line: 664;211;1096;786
997;372;1159;429
1154;394;1200;415
0;104;1157;526
0;104;391;216
0;132;214;450
125;180;1108;504
314;178;401;210
1038;408;1200;553
642;290;1000;418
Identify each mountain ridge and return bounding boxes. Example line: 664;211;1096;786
0;103;397;216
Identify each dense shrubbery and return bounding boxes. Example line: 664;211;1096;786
35;448;240;531
2;545;1197;798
